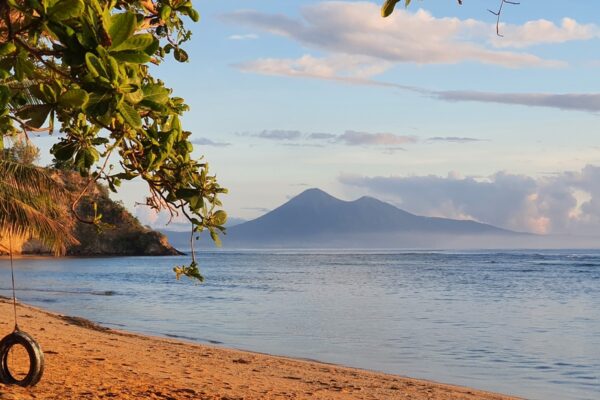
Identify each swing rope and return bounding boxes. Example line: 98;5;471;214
0;232;45;387
8;232;19;331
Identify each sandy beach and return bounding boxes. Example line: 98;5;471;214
0;299;517;400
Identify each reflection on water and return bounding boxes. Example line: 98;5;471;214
1;250;599;400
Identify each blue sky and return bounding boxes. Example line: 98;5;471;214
34;1;600;235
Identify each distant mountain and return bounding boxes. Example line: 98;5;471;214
215;188;528;249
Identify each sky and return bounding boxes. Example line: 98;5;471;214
34;1;600;235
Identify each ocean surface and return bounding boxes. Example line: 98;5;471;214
0;250;599;400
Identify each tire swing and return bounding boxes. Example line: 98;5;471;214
0;233;44;387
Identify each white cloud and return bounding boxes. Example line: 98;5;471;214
491;18;599;48
225;1;571;77
433;91;600;113
336;130;417;146
191;137;231;147
236;54;391;80
340;165;600;235
135;206;189;230
234;62;600;113
256;130;303;140
228;33;259;40
225;2;600;114
242;129;420;147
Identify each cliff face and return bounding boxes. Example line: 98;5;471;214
2;170;180;256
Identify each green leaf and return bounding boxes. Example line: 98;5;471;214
109;12;137;48
211;210;227;226
47;0;84;21
107;55;120;81
174;48;189;62
175;188;199;199
119;102;142;129
84;92;111;116
160;5;171;21
143;38;160;56
51;141;77;161
125;89;144;105
58;89;89;108
85;52;109;78
381;0;400;17
91;137;109;146
188;8;200;22
17;105;53;129
173;262;204;282
119;83;139;93
0;85;11;107
75;147;99;172
111;51;151;64
14;53;34;81
39;84;57;103
142;85;170;104
111;33;154;52
0;42;16;56
209;228;222;247
139;100;167;113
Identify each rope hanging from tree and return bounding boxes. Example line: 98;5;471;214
0;232;45;387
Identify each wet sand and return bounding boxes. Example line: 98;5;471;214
0;299;518;399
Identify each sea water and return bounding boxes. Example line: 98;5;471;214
0;250;598;400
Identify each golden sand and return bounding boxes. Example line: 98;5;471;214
0;299;518;399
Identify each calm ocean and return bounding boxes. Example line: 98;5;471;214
1;250;598;400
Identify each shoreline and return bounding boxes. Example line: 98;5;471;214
0;299;519;400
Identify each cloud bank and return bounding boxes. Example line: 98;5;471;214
434;91;600;113
255;130;303;140
191;137;231;147
340;165;600;235
242;129;461;147
224;2;574;73
225;2;600;113
336;130;417;146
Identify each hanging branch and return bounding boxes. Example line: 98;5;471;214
1;0;226;282
488;0;520;37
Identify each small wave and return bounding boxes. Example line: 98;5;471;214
0;287;118;296
165;333;223;345
92;290;117;296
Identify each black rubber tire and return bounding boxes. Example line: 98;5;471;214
0;330;44;387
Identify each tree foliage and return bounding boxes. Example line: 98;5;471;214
0;1;226;280
3;135;40;164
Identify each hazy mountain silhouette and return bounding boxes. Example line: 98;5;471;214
216;188;526;249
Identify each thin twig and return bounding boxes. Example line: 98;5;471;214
71;141;121;224
8;115;51;135
13;37;73;80
488;0;520;37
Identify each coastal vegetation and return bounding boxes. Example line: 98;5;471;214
1;139;178;255
0;143;75;255
0;1;226;279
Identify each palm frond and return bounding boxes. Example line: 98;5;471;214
0;159;77;255
0;159;68;202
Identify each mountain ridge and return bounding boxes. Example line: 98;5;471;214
166;188;528;250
